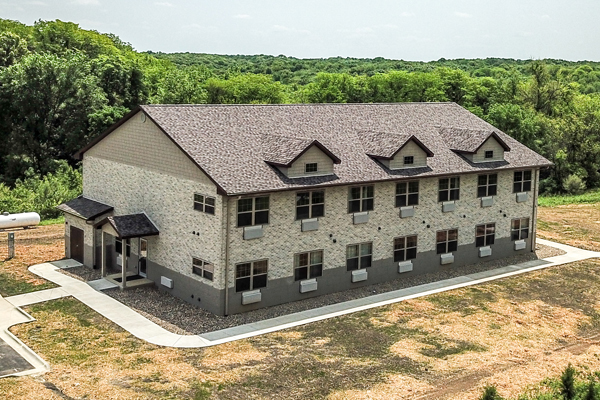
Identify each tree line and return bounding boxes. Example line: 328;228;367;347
1;18;600;207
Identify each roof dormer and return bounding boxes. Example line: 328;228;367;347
363;132;434;170
439;128;510;163
263;136;341;178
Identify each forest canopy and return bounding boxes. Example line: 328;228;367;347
2;18;600;212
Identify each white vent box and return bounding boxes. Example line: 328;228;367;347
353;211;369;224
481;196;494;207
400;206;414;218
300;278;318;293
516;192;528;203
398;260;413;273
479;246;492;258
514;239;526;250
301;218;319;232
442;201;455;213
242;289;262;305
440;253;454;265
160;276;173;288
351;269;368;282
243;225;263;240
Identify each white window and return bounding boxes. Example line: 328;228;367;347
192;257;214;281
438;177;460;202
346;242;372;271
348;186;374;213
396;181;419;207
296;191;325;220
237;197;269;227
475;223;495;247
235;260;268;292
513;170;532;192
194;193;215;215
294;250;323;281
477;174;498;197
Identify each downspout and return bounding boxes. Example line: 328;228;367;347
531;168;539;253
224;196;231;316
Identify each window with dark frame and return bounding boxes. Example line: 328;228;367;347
438;177;460;202
192;257;214;281
396;181;419;207
513;170;532;193
305;163;318;173
296;191;325;220
237;196;269;227
293;250;323;281
511;218;530;241
485;150;494;159
194;193;216;215
475;223;496;247
477;174;498;197
115;238;130;257
436;229;458;254
235;260;268;292
346;242;372;271
394;235;417;262
348;185;374;213
404;156;414;165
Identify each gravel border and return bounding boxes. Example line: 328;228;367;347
54;243;564;335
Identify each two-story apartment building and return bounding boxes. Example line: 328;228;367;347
58;103;551;315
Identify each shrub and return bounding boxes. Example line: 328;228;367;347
561;363;576;400
481;385;503;400
563;174;587;194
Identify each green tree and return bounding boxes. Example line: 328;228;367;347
205;74;287;104
0;31;29;67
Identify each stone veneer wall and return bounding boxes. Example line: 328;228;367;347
225;169;537;289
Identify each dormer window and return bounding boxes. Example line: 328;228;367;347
305;163;318;173
485;150;494;159
404;156;414;165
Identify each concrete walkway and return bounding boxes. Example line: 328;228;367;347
2;239;599;356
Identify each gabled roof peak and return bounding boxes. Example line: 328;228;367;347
438;127;510;154
262;135;341;167
361;130;434;160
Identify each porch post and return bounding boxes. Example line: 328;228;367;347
121;239;127;290
101;231;106;277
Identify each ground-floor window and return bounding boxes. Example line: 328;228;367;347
436;229;458;254
475;223;495;247
235;260;268;292
294;250;323;281
394;235;417;262
511;218;530;240
346;242;372;271
192;257;214;281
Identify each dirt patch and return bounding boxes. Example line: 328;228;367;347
537;203;600;251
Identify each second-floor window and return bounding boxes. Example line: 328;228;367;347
396;181;419;207
294;250;323;281
235;260;268;292
511;218;530;240
296;191;325;220
237;196;269;227
439;177;460;202
436;229;458;254
475;223;495;247
346;242;372;271
477;174;498;197
513;170;532;193
394;235;417;262
194;193;215;215
348;185;374;213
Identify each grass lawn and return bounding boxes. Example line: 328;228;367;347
1;205;600;399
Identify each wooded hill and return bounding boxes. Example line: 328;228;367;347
1;18;600;215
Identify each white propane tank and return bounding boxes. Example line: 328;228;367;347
0;212;41;230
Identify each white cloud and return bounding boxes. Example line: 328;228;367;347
26;1;47;5
155;2;173;6
382;24;399;30
454;12;473;18
233;14;251;19
271;25;310;34
400;12;415;17
71;0;100;5
540;14;551;20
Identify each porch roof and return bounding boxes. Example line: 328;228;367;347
99;213;159;239
57;196;113;221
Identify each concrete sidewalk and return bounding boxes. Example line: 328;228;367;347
4;238;600;351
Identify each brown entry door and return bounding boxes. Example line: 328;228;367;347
70;226;84;264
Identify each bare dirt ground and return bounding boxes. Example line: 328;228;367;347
0;210;599;399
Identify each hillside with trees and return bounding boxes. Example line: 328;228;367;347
2;18;600;216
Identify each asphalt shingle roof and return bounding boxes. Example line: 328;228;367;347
105;213;159;239
56;197;113;220
103;103;550;195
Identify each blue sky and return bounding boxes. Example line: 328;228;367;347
2;0;599;61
